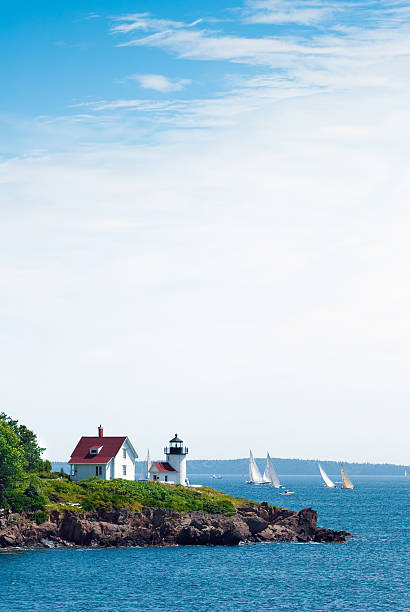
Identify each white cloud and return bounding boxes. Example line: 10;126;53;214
84;219;138;230
129;73;191;92
111;13;202;34
3;2;410;462
243;0;335;25
2;78;410;462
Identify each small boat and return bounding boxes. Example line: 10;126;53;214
318;463;336;488
263;453;283;488
279;489;294;495
211;474;223;479
246;450;266;484
341;464;354;489
137;449;151;481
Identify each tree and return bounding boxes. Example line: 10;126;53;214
0;421;24;508
43;459;52;473
0;413;45;472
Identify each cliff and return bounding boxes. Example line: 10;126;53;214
0;502;350;548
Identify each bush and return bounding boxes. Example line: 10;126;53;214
32;509;49;524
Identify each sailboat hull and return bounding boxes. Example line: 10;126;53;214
246;481;267;485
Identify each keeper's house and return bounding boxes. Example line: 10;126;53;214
68;425;138;481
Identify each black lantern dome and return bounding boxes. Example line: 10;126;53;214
165;433;188;456
170;434;183;443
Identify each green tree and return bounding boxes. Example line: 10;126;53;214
43;459;52;473
0;421;24;508
0;413;45;471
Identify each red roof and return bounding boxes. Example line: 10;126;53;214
152;461;177;473
68;436;126;464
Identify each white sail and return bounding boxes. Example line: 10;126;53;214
138;449;150;481
341;464;354;489
318;463;336;488
263;453;281;487
248;450;265;484
146;449;151;479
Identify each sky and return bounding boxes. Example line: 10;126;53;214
1;0;410;464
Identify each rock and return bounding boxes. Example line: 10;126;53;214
0;504;350;549
244;515;269;534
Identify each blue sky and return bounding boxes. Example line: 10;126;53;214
1;1;410;463
3;0;409;153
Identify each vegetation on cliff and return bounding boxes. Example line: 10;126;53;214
42;478;250;516
0;412;256;523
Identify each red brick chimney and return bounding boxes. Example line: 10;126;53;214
98;425;103;438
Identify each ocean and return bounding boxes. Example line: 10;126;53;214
0;475;408;611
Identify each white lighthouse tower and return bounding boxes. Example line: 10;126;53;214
164;434;188;485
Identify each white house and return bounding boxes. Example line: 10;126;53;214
68;425;138;481
149;433;188;486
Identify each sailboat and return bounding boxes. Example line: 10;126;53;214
263;453;283;488
246;450;266;484
318;463;336;488
340;464;354;489
138;449;151;481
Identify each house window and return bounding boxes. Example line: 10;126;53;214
122;465;127;476
96;466;102;477
95;466;99;476
123;448;126;459
165;475;168;482
153;475;159;481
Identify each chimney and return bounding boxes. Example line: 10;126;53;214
98;425;103;438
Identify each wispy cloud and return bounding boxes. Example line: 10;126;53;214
243;0;336;25
111;13;198;34
128;73;191;92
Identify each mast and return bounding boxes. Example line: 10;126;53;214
138;449;150;481
146;449;151;480
341;464;354;489
318;463;336;488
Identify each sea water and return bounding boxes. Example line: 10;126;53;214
0;475;408;611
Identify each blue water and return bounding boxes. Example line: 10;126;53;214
0;475;409;611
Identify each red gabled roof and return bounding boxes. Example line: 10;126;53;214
152;461;177;473
68;436;126;464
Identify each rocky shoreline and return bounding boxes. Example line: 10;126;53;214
0;502;350;549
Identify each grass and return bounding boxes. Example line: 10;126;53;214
41;477;256;516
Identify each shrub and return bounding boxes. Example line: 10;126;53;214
32;509;49;524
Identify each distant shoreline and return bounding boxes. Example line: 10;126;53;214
52;458;409;476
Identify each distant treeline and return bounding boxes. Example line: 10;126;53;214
53;458;408;477
184;458;408;476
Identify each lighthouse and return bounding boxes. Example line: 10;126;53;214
149;433;189;485
164;434;188;485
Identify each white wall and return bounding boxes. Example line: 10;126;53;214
70;441;137;481
71;463;106;481
150;471;179;484
112;442;136;480
166;453;187;485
